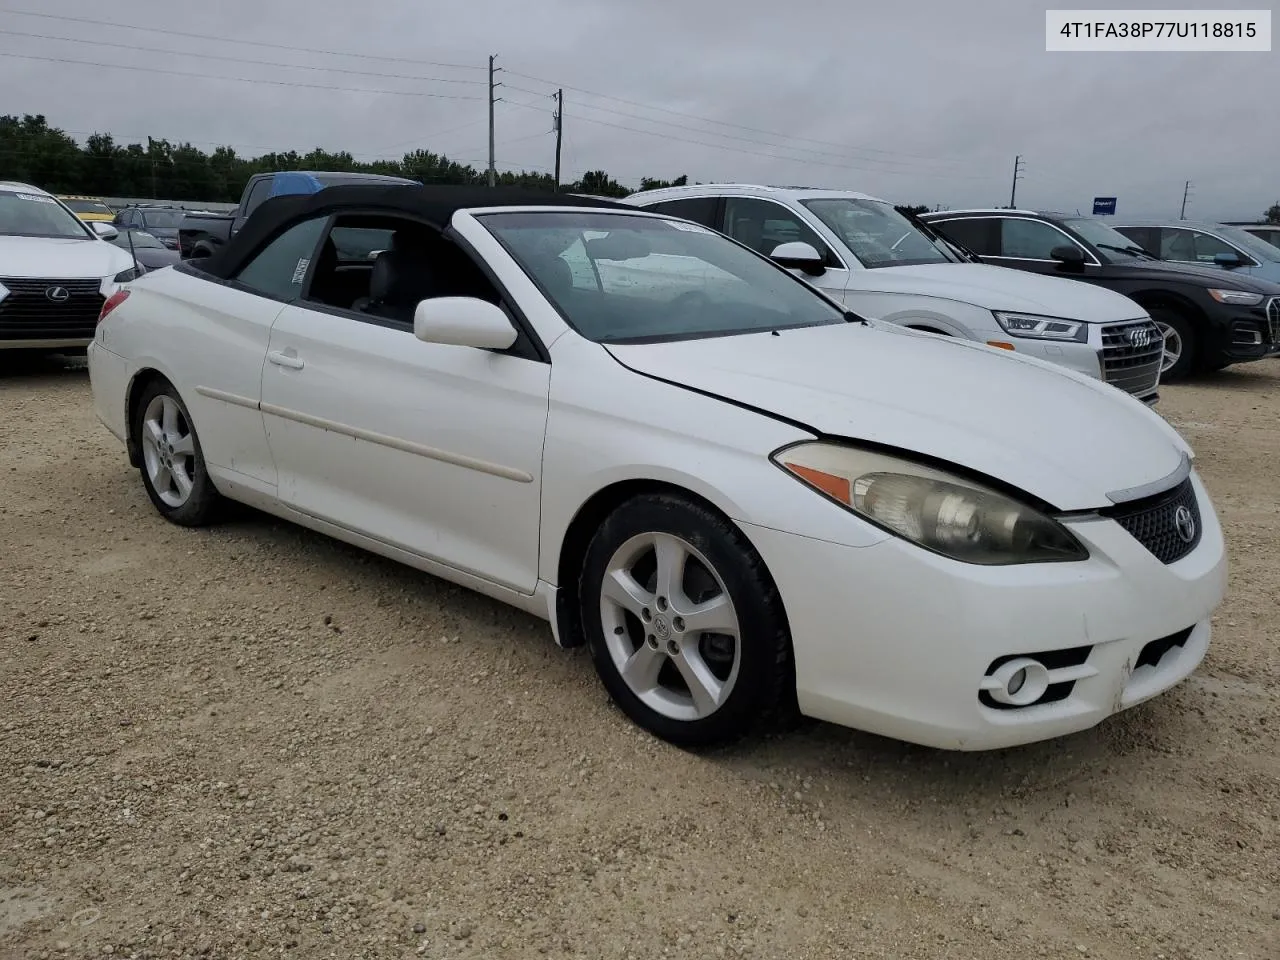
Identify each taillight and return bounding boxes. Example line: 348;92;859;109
99;288;130;325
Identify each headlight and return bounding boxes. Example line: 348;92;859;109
113;266;144;283
993;311;1087;342
772;442;1088;565
1207;288;1263;306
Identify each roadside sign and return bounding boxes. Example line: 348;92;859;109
1092;197;1117;216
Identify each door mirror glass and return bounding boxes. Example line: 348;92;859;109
91;221;119;241
1050;244;1085;265
1213;251;1241;268
413;297;517;350
769;241;826;276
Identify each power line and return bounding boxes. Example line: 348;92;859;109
501;83;952;174
0;51;486;100
501;69;975;166
0;7;486;71
0;28;487;85
500;96;998;181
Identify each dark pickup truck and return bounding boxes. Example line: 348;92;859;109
178;170;417;259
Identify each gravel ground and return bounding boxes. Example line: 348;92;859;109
1;355;1277;960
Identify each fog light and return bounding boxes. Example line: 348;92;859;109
985;657;1051;707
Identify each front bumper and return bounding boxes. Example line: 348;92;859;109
1212;297;1280;362
739;471;1227;751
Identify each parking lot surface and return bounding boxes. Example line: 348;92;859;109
2;358;1277;960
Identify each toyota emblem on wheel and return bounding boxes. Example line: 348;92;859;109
44;286;70;302
1127;326;1152;349
1174;505;1197;543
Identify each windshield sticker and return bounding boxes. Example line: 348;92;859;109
15;193;57;204
291;258;310;285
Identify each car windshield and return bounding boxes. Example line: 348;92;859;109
1060;217;1149;259
140;210;185;228
801;198;956;268
1216;225;1280;263
479;211;847;343
113;230;164;249
62;198;114;216
0;189;91;239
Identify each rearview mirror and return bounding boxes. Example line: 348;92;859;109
584;232;651;261
413;297;517;351
1213;251;1241;268
1050;244;1085;267
91;221;119;241
769;241;826;276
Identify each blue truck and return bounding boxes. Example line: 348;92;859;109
177;171;416;259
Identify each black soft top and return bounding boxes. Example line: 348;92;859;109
199;184;633;279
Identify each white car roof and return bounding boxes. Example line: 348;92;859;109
0;181;49;195
623;183;886;205
921;208;1040;217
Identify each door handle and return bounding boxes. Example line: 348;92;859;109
267;351;305;370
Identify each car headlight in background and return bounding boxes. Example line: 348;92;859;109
1207;288;1264;306
772;442;1088;565
113;266;145;283
992;311;1087;342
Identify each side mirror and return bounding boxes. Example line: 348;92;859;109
1213;251;1241;268
769;241;826;276
1050;244;1085;267
91;221;119;241
413;297;517;351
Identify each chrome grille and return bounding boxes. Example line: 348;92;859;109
1100;319;1163;398
1268;297;1280;345
0;277;104;341
1102;476;1201;565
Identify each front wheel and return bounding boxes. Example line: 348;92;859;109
1149;307;1197;382
578;494;793;747
133;381;224;526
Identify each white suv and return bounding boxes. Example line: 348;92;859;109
621;185;1162;403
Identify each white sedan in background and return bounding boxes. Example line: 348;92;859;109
88;185;1226;751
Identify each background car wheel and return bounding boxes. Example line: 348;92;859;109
1149;307;1197;382
133;381;223;526
578;493;793;747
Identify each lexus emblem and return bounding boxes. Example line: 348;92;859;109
45;286;70;303
1127;326;1153;349
1174;505;1196;544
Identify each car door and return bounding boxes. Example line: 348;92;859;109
1157;227;1259;276
989;216;1099;276
168;214;329;492
258;215;551;594
716;196;848;298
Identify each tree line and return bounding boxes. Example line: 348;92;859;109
0;114;701;203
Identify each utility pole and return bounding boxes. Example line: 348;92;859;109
487;54;499;187
1009;155;1025;208
1180;180;1192;219
553;89;563;192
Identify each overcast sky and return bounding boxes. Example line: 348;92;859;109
1;0;1275;220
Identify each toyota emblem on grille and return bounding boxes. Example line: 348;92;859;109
1174;505;1196;544
1127;326;1153;349
44;286;70;302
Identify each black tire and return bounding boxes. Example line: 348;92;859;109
1149;307;1197;382
132;380;224;526
578;493;793;747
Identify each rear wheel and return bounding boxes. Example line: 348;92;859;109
1149;307;1197;381
133;381;224;526
578;494;793;747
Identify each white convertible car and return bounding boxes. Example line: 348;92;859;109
87;185;1227;750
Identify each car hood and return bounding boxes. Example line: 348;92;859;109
0;235;134;279
1102;257;1280;292
853;262;1148;322
606;321;1190;511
